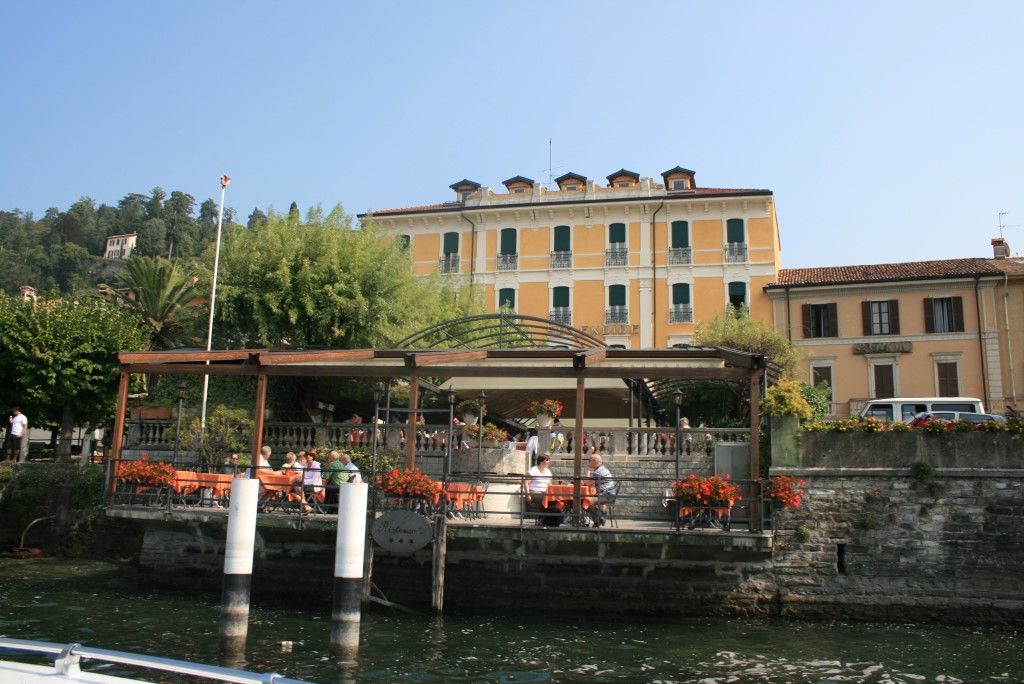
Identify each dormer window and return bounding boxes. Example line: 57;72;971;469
513;188;526;193
606;169;640;189
449;179;481;202
554;171;587;192
460;191;471;201
661;166;697;192
671;179;689;190
565;184;578;191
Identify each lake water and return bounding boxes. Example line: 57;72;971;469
0;558;1020;683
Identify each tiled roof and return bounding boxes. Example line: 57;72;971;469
363;187;771;218
987;258;1024;275
768;258;1004;288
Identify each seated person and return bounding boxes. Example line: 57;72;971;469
340;452;362;483
301;450;323;513
255;445;273;473
526;455;553;507
587;454;618;527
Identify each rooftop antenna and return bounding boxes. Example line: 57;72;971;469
997;210;1020;239
541;138;563;188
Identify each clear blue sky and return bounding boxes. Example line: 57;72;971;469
2;1;1022;267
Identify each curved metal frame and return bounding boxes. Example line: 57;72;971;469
392;313;606;350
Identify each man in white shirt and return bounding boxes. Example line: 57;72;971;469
6;407;27;463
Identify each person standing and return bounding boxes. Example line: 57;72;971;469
6;407;27;463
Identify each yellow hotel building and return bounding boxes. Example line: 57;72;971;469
363;166;781;348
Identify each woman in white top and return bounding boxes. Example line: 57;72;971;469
526;455;553;506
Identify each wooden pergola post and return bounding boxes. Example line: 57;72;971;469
251;372;268;464
108;370;130;502
572;375;585;516
749;368;762;480
406;377;418;470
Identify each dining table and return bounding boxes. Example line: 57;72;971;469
541;482;596;512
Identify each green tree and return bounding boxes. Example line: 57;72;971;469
694;306;799;376
99;256;203;349
247;207;267;229
287;201;300;224
0;295;149;459
51;212;85;247
135;217;168;257
216;206;481;349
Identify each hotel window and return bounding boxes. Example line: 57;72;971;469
725;218;746;262
726;218;745;243
398;234;411;251
802;303;838;338
862;300;900;335
498;228;518;271
936;361;959;396
669;283;692;323
728;281;747;309
551;225;572;268
872;363;896;398
671;179;687;190
606;223;627;266
498;288;516;311
551;286;571;326
443;231;459;255
924;296;964;333
811;364;833;398
669;220;691;265
564;184;578;191
513;188;526;194
606;284;628;324
609;223;626;246
616;181;631;188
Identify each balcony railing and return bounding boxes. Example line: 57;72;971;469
497;253;518;271
549;250;572;269
724;243;747;263
605;306;629;324
549;308;572;326
438;254;460;273
668;247;692;265
669;305;693;324
605;246;628;266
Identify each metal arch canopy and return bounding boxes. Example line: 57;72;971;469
391;313;606;350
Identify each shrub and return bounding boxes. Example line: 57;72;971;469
761;378;813;421
465;422;508;443
764;475;806;510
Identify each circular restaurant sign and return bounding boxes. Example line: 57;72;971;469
372;510;433;553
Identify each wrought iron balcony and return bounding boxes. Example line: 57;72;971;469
669;305;693;324
438;254;460;273
605;306;629;325
724;243;748;263
496;253;518;271
605;246;628;266
549;250;572;269
668;247;692;265
549;308;572;326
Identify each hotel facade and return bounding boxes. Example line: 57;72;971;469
364;166;781;349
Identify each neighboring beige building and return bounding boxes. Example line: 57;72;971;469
988;237;1024;412
104;233;137;260
363;166;781;349
765;258;1007;416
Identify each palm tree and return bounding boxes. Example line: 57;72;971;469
100;256;202;349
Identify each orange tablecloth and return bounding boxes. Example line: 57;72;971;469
541;483;596;511
194;472;234;498
257;470;303;503
172;470;200;496
444;482;484;510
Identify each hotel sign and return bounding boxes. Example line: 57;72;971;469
579;324;640;337
853;341;913;355
372;510;432;553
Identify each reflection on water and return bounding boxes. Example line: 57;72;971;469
0;559;1020;683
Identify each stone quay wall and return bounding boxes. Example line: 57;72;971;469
769;431;1024;622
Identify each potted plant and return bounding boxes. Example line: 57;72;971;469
763;475;805;511
528;399;564;427
376;468;436;511
670;473;741;530
465;422;509;447
456;399;483;425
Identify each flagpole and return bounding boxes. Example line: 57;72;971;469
200;174;230;430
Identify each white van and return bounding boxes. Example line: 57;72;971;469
859;397;985;423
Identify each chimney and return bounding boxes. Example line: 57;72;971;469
992;237;1010;259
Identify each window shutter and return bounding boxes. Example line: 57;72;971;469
801;304;812;338
672;283;690;305
443;231;459;254
888;300;900;334
553;226;571;252
861;301;871;335
952;296;964;332
500;228;517;255
609;223;626;244
552;286;569;308
923;297;935;333
609;284;626;307
671;221;689;248
826;303;838;337
726;218;744;243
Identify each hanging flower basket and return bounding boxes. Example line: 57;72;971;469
456;399;483;425
465;423;508;445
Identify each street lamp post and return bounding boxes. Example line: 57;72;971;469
673;388;683;481
172;381;187;468
200;174;230;430
475;391;486;479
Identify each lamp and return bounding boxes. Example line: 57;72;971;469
673;388;683;407
373;383;384;404
447;387;456;406
476;390;487;478
445;386;456;478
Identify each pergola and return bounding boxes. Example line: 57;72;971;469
112;315;767;488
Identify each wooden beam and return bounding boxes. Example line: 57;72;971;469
251;372;268;464
124;363;260;376
108;370;130;504
117;350;257;364
573;347;607;369
404;350;489;368
257;349;376;364
572;375;585;518
260;365;750;381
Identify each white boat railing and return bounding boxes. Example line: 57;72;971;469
0;638;309;683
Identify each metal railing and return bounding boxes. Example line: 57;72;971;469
549;250;572;269
0;637;308;683
724;243;747;263
549;308;572;326
668;247;692;265
496;253;518;271
669;305;693;324
605;306;629;324
438;254;460;273
605;246;628;266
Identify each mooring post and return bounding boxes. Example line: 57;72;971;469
431;513;448;614
219;478;259;656
331;482;368;661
